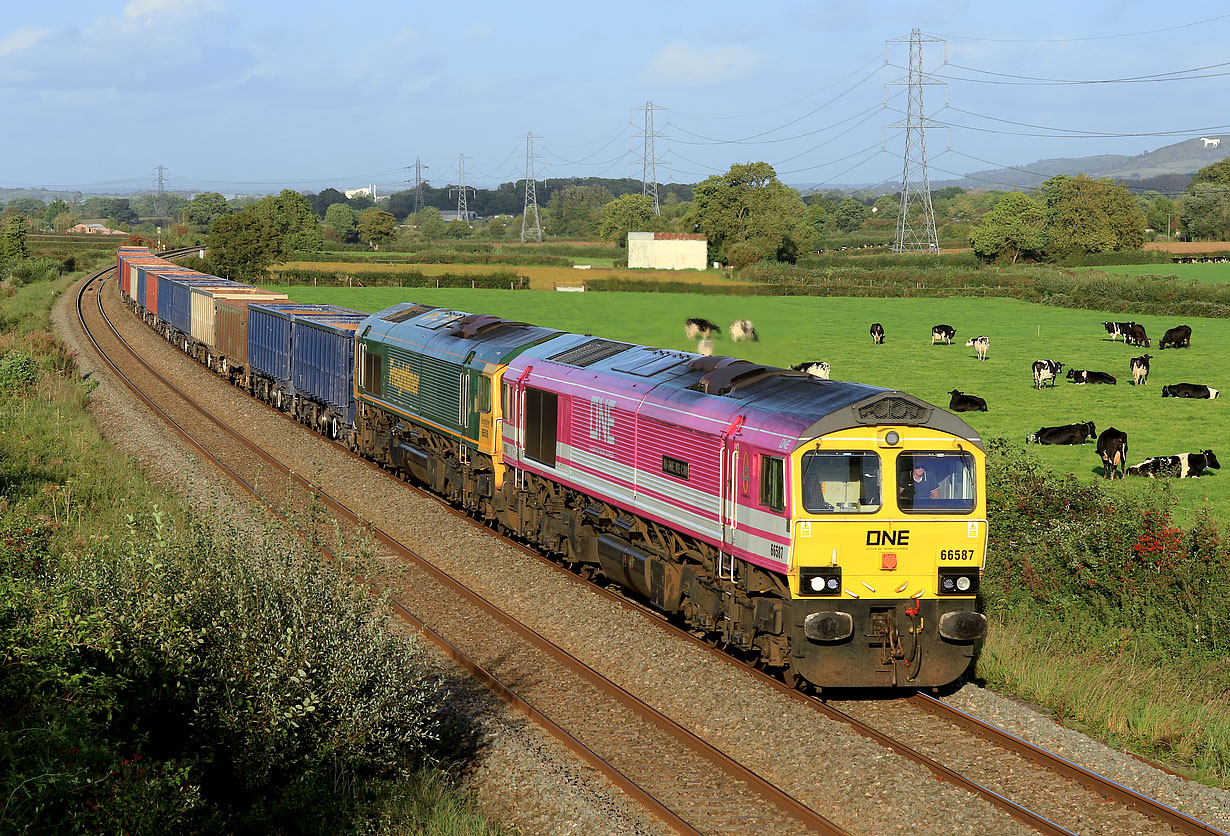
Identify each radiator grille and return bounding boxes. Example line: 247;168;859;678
858;396;927;423
548;338;633;368
382;304;433;323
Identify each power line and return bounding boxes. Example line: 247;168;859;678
670;55;884;121
669;64;886;145
927;14;1230;44
941;59;1230;85
449;154;474;224
410;157;428;214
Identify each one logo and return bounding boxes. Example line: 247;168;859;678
867;530;910;546
590;396;616;444
967;521;980;538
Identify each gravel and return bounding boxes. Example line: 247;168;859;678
53;277;1230;836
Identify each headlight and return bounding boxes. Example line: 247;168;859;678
800;566;841;596
938;568;979;595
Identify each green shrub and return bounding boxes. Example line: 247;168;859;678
0;349;37;390
10;257;64;287
275;268;529;289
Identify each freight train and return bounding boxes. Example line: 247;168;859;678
115;247;988;690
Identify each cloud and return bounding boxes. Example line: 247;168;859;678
124;0;224;18
643;41;761;86
0;27;49;56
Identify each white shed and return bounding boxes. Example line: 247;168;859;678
627;232;708;270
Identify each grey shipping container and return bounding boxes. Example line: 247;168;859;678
248;304;359;393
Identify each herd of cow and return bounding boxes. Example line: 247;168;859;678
684;315;1220;483
999;321;1217;481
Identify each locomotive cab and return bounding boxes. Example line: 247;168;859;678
787;426;987;689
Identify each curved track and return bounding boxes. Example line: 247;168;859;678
77;258;1230;836
78;263;851;836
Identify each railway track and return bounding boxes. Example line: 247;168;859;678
75;260;1230;836
78;263;850;836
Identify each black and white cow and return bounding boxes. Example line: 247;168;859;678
1127;450;1220;478
1126;323;1150;347
1162;383;1220;399
965;335;989;361
791;361;830;380
1033;359;1064;390
931;324;956;345
870;323;885;344
948;390;988;412
1066;369;1117;385
1096;427;1128;480
1130;354;1152;386
1103;321;1135;342
1026;421;1096;445
1159;324;1192;350
685;317;719;341
729;319;759;342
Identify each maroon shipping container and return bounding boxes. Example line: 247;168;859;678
214;298;318;372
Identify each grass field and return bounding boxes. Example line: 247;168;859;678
1082;262;1230;283
262;286;1229;522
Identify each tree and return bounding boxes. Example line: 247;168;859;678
251;189;323;253
415;207;446;241
52;212;79;234
969;192;1047;263
206;210;283;281
597;194;659;247
0;215;28;265
309;188;349;217
185;193;231;234
357;209;397;248
833;197;871;233
1179;183;1230;240
443;220;470;239
687;163;814;267
1037;174;1146;256
547;184;614;237
323;203;358;243
43;198;70;230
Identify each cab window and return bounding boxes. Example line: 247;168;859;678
897;452;976;513
801;451;881;513
477;377;492;413
760;456;785;512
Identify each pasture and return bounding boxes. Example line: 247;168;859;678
1082;262;1230;284
263;286;1230;521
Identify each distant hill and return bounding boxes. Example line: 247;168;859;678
946;136;1230;193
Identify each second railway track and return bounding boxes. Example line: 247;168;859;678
73;262;1230;836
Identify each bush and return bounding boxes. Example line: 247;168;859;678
983;439;1230;661
10;257;65;287
275;268;529;289
0;349;37;390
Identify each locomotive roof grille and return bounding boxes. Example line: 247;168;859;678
548;338;634;368
382;304;435;323
857;395;930;423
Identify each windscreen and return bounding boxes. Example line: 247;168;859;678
800;451;881;513
896;452;976;513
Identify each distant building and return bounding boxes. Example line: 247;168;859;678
69;223;126;236
627;232;708;270
345;185;376;199
440;210;478;223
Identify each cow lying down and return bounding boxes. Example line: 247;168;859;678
1128;450;1220;478
1026;422;1096;445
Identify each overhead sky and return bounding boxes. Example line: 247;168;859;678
1;0;1227;195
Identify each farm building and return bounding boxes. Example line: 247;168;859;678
627;232;708;270
69;223;126;235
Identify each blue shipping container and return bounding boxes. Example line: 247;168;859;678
136;268;146;309
292;314;367;424
159;275;231;335
248;304;357;392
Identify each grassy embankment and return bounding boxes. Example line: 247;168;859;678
0;265;508;834
265;283;1230;786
